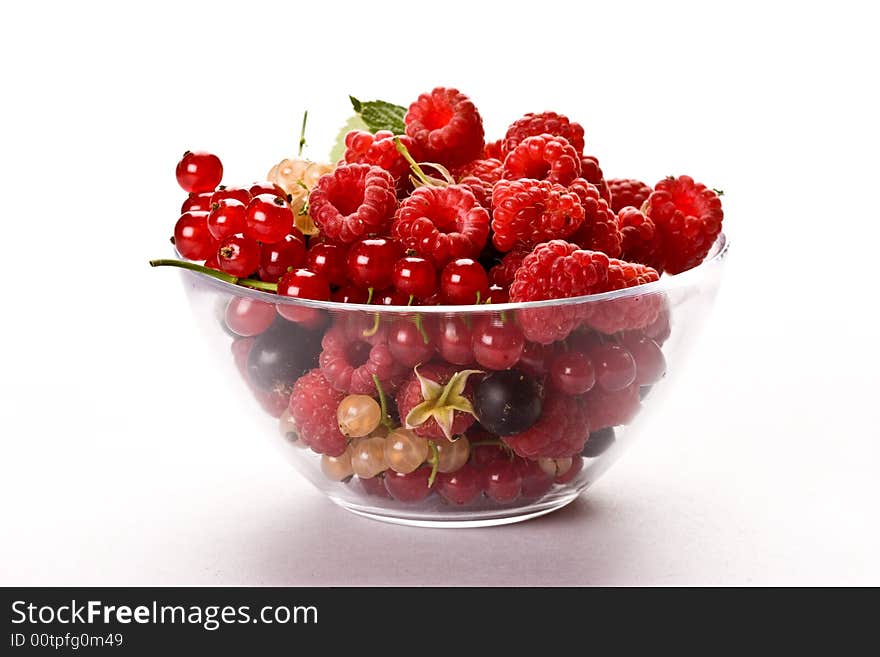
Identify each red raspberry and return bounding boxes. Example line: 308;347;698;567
618;206;664;271
502;134;581;186
580;155;611;204
607;178;652;213
288;369;347;456
582;382;641;431
454;158;502;187
568;179;622;257
491;179;586;252
502;394;590;459
405;87;484;168
645;175;724;274
308;164;397;244
483;139;502;160
318;321;406;395
391;185;490;267
502;112;586;155
395;363;477;440
585;258;662;334
343;130;422;194
509;241;610;343
489;245;530;288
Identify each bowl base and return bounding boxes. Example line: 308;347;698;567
328;491;582;528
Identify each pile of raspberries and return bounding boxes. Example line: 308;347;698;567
317;87;724;313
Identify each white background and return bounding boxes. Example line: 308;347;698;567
1;0;878;585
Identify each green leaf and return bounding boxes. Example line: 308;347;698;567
328;114;369;162
349;96;406;134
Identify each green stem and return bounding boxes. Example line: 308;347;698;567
394;137;435;187
427;440;440;487
149;259;278;291
298;109;308;157
372;374;394;430
365;287;374;305
413;314;429;344
362;312;381;337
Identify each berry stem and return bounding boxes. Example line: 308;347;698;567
427;440;439;487
413;314;429;344
149;259;278;291
362;312;381;337
365;287;374;305
394;137;431;186
298;110;309;157
372;374;394;430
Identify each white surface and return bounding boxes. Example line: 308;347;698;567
1;1;879;586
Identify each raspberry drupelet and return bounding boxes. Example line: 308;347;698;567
618;206;664;272
568;178;622;258
343;130;423;195
502;394;590;459
405;87;485;168
580;155;612;204
318;321;407;396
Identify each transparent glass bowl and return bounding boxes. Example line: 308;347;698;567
169;234;728;527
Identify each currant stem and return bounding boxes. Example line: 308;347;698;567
362;312;381;337
427;440;440;487
366;287;374;305
298;109;309;157
149;259;278;291
413;314;429;344
372;374;394;430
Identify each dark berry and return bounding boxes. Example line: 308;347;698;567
581;427;616;458
474;370;543;436
245;319;322;392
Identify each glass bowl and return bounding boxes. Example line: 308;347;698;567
166;234;728;527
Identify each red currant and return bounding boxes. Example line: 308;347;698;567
384;466;433;502
590;342;637;392
306;242;348;286
372;288;409;306
440;258;489;305
204;251;220;270
207;199;248;241
346;238;403;289
181;192;214;213
436;316;474;365
549;351;596;395
516;459;554;498
231;337;256;379
175;151;223;193
620;334;666;385
387;317;435;367
392;256;437;301
517;341;555;378
331;284;370;304
258;234;307;283
487;284;509;304
245;194;294;244
174;211;215;260
644;309;671;345
249;181;288;199
484;459;522;502
210;185;251;205
225;297;276;337
359;475;393;499
276;268;330;326
217;234;261;278
436;464;483;505
472;316;524;370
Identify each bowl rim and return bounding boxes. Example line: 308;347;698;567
175;233;729;314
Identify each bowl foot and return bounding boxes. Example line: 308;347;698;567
327;491;582;528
